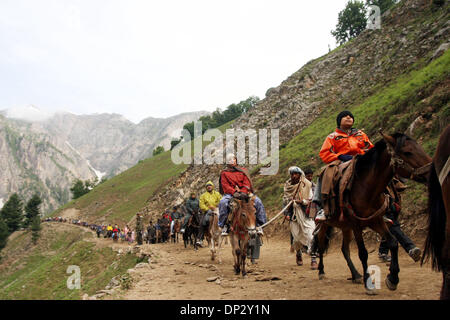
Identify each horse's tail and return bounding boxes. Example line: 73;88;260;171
421;162;446;271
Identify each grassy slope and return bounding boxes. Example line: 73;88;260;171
52;121;234;224
0;224;139;300
254;50;450;210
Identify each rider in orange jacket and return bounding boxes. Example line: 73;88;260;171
314;111;373;221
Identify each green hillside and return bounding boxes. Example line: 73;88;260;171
0;223;139;300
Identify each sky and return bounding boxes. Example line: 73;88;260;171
0;0;350;123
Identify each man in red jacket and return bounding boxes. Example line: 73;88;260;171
218;154;266;236
314;110;373;221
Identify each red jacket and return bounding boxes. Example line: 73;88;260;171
319;128;374;164
219;167;252;195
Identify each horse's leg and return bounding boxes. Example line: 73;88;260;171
370;219;400;291
341;228;362;283
231;235;240;274
241;241;248;277
353;228;371;291
315;224;329;280
210;230;216;261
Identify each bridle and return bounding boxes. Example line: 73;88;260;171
386;140;432;183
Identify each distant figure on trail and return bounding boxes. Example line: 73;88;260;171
197;181;221;246
313;110;374;222
181;192;199;234
218;154;266;236
147;221;156;244
96;225;102;238
160;212;170;242
136;213;143;245
106;224;113;238
170;206;181;236
283;166;318;269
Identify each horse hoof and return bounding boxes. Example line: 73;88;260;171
352;277;363;284
385;277;398;291
318;274;325;280
365;288;378;296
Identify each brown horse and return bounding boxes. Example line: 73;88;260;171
422;124;450;300
313;132;432;294
204;209;225;263
171;219;181;243
229;195;257;276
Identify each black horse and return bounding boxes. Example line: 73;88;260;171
179;204;200;248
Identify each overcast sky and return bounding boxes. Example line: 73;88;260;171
0;0;350;123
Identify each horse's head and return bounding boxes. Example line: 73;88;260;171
233;194;257;237
380;130;432;183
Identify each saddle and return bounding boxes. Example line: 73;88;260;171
318;158;357;220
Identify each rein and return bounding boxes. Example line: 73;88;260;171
386;141;432;182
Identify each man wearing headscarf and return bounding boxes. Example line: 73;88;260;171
218;153;267;236
283;166;318;269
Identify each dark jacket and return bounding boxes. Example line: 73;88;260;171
186;198;199;215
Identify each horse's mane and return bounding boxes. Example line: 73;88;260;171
391;132;413;153
355;139;387;173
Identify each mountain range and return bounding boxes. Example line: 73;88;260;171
0;106;208;213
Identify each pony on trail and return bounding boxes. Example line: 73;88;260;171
312;131;432;294
421;124;450;300
229;194;258;276
204;209;225;263
179;205;200;248
171;219;181;243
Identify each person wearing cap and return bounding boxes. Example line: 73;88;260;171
181;193;199;233
196;181;222;245
169;206;181;236
218;154;267;236
283;166;318;269
314;111;374;221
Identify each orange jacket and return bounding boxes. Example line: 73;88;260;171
319;128;374;164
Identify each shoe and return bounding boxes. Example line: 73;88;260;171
256;226;264;236
383;216;394;225
311;260;318;270
221;225;228;236
378;253;391;263
314;209;326;222
408;247;421;262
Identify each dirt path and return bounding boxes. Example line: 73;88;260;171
103;236;442;300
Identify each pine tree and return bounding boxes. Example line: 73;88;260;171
31;216;41;245
0;217;9;250
70;179;89;199
0;193;24;233
24;194;42;227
